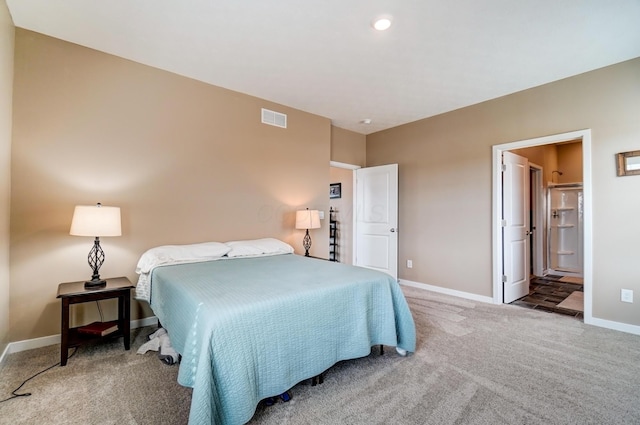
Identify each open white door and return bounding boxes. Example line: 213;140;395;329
503;152;530;303
355;164;398;280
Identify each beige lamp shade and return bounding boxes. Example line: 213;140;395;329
70;204;122;237
295;209;321;230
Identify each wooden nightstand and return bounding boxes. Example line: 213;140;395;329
56;276;134;366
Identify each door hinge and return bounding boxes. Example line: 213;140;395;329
502;275;507;283
501;164;507;172
501;219;507;227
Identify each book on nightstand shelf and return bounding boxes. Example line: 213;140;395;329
77;321;118;336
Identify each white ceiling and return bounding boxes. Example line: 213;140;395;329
7;0;640;135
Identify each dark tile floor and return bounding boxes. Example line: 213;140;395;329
510;275;584;319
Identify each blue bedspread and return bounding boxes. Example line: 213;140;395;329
149;254;416;425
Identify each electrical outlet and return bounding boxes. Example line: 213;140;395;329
621;289;633;303
406;260;413;269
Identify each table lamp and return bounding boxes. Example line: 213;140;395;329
295;208;321;257
70;203;122;287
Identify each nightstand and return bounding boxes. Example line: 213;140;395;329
56;276;134;366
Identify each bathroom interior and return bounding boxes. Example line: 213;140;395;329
509;140;585;317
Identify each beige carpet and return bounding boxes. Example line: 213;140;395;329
556;291;584;312
2;286;640;424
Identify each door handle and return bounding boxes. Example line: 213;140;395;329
390;228;397;233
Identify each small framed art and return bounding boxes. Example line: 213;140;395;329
329;183;341;199
616;150;640;176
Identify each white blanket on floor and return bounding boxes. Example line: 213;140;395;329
137;328;180;365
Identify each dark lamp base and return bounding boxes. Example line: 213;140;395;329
302;229;312;258
84;278;107;288
85;237;107;288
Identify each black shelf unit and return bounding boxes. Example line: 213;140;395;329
329;207;338;262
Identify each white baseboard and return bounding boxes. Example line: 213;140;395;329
0;316;158;365
0;343;11;367
586;316;640;336
399;279;495;304
400;279;640;337
4;334;61;357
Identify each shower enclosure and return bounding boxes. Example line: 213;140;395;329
547;184;583;277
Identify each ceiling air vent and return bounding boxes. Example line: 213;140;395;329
261;108;287;129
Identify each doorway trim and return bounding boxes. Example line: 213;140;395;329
530;163;545;277
492;129;593;324
330;160;361;171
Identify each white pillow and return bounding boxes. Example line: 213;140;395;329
136;241;231;274
225;238;294;258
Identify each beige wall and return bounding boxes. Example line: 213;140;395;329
10;30;331;342
0;0;14;354
511;144;559;184
511;140;583;185
367;58;640;326
7;27;640;343
330;126;366;167
557;141;583;183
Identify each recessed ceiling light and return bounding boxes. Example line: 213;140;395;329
372;16;392;31
361;119;372;124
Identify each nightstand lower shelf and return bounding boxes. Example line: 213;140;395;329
66;320;123;347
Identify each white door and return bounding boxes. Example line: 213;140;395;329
503;152;530;303
355;164;399;279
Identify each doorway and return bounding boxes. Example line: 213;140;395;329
330;161;359;265
329;161;400;280
504;152;584;317
492;129;593;324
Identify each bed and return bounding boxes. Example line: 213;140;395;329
135;238;416;425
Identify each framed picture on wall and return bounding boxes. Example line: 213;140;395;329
616;150;640;176
329;183;341;199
